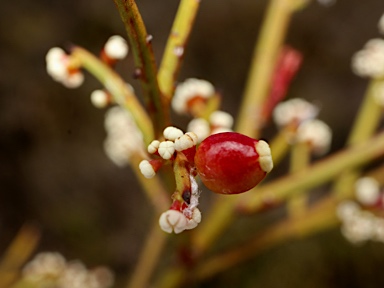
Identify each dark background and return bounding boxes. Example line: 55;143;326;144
1;0;384;287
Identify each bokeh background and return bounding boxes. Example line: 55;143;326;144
1;0;384;287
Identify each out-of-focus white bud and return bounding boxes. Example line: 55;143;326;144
139;160;156;179
91;89;109;108
355;177;380;206
187;118;210;143
351;38;384;78
104;35;129;60
273;98;319;127
336;200;360;221
296;119;332;155
209;110;234;129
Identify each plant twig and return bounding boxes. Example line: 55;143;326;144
236;0;300;138
0;224;40;287
127;219;168;288
71;46;154;145
113;0;170;136
158;0;201;100
193;196;338;281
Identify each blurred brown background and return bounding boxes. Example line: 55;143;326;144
1;0;384;287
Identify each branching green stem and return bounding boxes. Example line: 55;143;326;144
71;46;154;145
113;0;170;136
158;0;201;100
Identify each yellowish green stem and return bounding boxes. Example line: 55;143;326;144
0;224;40;288
113;0;170;136
127;219;168;288
236;0;299;138
158;0;201;100
333;79;384;199
71;46;154;145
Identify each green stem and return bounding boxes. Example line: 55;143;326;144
127;219;168;288
193;130;384;255
236;0;298;138
113;0;170;136
158;0;201;100
71;46;154;145
333;79;384;199
194;196;338;281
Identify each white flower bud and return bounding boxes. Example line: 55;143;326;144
187;118;210;143
273;98;319;127
159;210;188;234
158;141;175;160
296;119;332;155
104;35;129;60
209;110;234;129
185;208;202;230
147;140;160;154
163;126;184;141
355;177;380;206
336;200;360;221
91;89;109;108
139;160;156;179
174;132;198;151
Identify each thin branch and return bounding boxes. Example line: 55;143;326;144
113;0;170;136
158;0;201;100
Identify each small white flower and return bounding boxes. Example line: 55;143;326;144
351;38;384;78
355;177;380;206
23;252;67;281
139;160;156;179
104;35;129;60
341;211;376;244
209;110;234;129
174;132;198;151
147;140;160;154
185;208;202;230
172;78;215;114
336;200;360;221
187;118;210;143
163;126;184;141
296;119;332;155
273;98;319;127
91;89;109;108
46;47;84;88
158;141;175;160
159;210;188;234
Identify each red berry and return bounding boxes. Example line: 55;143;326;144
194;132;273;194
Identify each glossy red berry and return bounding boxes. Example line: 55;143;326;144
194;132;273;194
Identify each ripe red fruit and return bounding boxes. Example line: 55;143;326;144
194;132;273;194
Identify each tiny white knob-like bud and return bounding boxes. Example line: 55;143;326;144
174;132;198;151
104;35;129;60
355;177;380;206
209;110;234;129
91;89;109;108
273;98;319;127
147;140;160;154
185;208;202;230
158;141;175;160
139;160;156;179
159;210;188;234
336;200;360;221
62;71;84;89
296;119;332;155
187;118;210;143
163;126;184;141
255;140;273;173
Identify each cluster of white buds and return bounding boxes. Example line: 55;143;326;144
46;47;84;88
351;38;384;78
354;177;382;206
172;78;215;114
139;126;198;179
104;106;145;167
22;252;114;288
337;177;384;244
187;110;234;142
159;176;202;234
103;35;129;61
273;98;319;128
296;119;332;155
337;201;384;245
